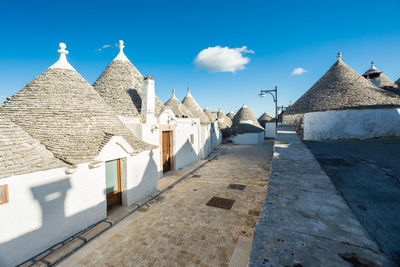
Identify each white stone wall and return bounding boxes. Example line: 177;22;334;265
302;108;400;140
265;123;276;138
0;164;106;266
0;136;161;266
200;124;211;159
229;132;264;144
174;118;201;170
124;148;160;205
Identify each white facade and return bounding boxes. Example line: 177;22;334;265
0;137;160;266
264;123;276;138
174;118;201;170
0;164;106;266
228;132;264;145
283;108;400;140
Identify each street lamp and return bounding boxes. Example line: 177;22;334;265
258;86;278;133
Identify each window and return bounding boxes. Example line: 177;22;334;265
190;134;195;144
0;185;8;205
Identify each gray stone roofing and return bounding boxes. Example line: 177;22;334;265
362;63;399;89
379;73;399;89
0;67;154;165
226;110;236;120
181;89;211;124
285;57;400;115
217;109;232;129
93;49;165;118
231;105;264;134
396;78;400;87
258;112;273;128
164;93;193;118
0;116;65;179
204;107;217;121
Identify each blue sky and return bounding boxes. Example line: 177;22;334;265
0;0;399;117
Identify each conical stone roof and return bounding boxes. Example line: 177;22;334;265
0;43;154;165
181;88;211;124
231;105;264;133
0;116;65;178
164;89;193;118
362;62;399;89
226;109;236;120
258;112;273;128
285;53;400;115
93;40;165;118
204;107;217;121
396;78;400;87
217;108;232;129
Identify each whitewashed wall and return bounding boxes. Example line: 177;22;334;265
302;108;400;140
200;124;211;159
124;148;160;205
0;136;160;266
265;123;276;138
229;132;264;144
0;164;106;266
174;118;201;170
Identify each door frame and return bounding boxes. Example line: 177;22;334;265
105;158;122;211
159;125;175;173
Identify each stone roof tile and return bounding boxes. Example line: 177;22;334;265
1;43;155;165
285;55;400;115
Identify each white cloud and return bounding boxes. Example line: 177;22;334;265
97;44;112;52
291;67;307;76
193;46;255;72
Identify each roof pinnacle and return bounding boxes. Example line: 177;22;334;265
49;42;75;71
58;43;68;55
114;40;129;62
337;52;342;60
172;88;175;96
119;40;125;52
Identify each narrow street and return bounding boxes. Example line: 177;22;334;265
59;143;274;266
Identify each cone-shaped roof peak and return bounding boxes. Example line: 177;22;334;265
49;42;75;71
286;57;400;115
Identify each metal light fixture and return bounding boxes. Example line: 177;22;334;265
258;86;278;133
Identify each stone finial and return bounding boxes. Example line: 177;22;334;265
49;42;75;70
114;40;129;61
58;43;68;55
188;87;190;93
242;104;248;108
218;108;223;112
119;40;125;52
337;52;342;60
172;88;175;96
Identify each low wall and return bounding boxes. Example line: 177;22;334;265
265;123;276;138
0;164;106;266
303;108;400;140
230;132;264;144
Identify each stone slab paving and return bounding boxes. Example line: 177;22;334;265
59;143;274;267
249;125;392;266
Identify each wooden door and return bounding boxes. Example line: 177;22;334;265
105;159;122;211
162;131;171;173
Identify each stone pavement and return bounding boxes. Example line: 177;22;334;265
249;125;391;266
59;142;274;266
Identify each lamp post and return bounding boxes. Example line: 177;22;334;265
258;86;278;133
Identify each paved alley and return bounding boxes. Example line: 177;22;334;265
59;143;274;266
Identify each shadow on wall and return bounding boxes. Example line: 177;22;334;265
175;139;199;170
124;149;159;204
0;178;106;266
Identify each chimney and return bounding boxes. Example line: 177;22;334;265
141;76;156;124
